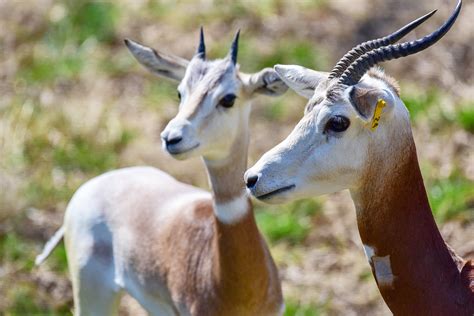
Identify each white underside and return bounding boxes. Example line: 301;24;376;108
363;244;394;288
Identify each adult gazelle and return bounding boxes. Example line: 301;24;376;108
246;1;474;314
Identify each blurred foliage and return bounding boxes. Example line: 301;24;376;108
1;0;472;315
1;232;35;269
456;101;474;133
256;199;321;244
284;298;327;316
402;88;440;121
428;173;474;223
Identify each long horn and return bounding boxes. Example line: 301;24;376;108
339;0;462;86
229;29;240;65
196;26;206;59
328;9;437;80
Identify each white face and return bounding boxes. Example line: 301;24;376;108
245;65;407;203
125;37;288;162
161;58;244;160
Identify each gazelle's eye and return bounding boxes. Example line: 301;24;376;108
325;115;350;133
177;91;182;101
218;94;236;108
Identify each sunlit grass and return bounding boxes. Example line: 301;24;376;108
402;88;440;121
1;232;35;269
456;101;474;133
428;173;474;223
284;298;328;316
256;199;321;244
6;282;70;316
1;0;471;314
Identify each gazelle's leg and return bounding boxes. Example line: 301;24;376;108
72;257;123;316
66;217;122;316
125;280;178;316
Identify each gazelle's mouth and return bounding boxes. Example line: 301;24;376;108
255;184;295;200
166;143;200;156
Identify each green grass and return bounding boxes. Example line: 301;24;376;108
0;221;70;315
284;298;328;316
2;1;471;314
143;80;179;110
19;53;85;84
1;232;35;269
6;282;70;316
256;199;321;244
456;102;474;133
402;88;440;121
48;243;69;274
18;2;119;85
428;173;474;223
47;2;119;46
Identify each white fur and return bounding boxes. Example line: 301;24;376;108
373;255;395;288
214;191;249;224
363;244;376;263
362;244;394;287
278;302;286;316
274;64;328;98
247;66;409;203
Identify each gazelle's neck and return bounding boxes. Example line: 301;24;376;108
350;137;473;314
202;107;281;311
204;106;251;223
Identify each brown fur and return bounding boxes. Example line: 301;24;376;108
355;138;474;315
350;86;381;119
367;68;400;96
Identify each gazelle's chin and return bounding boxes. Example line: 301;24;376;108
249;184;296;204
165;143;200;160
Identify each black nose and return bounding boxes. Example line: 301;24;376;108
165;136;182;146
245;174;259;189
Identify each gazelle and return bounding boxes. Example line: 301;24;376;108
245;1;474;314
36;29;289;315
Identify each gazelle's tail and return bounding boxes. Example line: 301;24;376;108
35;225;65;265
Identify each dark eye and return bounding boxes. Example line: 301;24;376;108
177;91;182;101
325;115;350;133
218;94;236;108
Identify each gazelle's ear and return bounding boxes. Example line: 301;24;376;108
274;64;328;99
124;39;188;82
240;68;288;97
349;85;396;123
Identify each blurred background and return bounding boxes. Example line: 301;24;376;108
0;0;473;315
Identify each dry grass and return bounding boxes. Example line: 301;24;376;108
0;0;473;315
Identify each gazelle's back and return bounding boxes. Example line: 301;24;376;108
64;166;213;315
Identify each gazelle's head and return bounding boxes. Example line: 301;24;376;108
245;1;461;203
125;28;287;161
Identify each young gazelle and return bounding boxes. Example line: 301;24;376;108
246;1;474;314
36;29;288;315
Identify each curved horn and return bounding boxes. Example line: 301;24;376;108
229;29;240;65
196;26;206;59
328;9;437;80
339;0;462;86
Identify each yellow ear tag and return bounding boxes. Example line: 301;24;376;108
370;99;386;131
